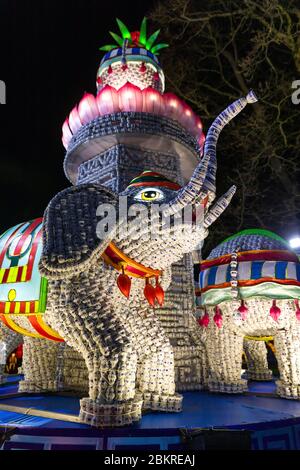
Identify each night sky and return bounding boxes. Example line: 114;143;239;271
0;0;155;233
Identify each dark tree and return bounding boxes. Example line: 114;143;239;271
151;0;300;253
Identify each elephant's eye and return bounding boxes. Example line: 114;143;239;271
134;188;164;202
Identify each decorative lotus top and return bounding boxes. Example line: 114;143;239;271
62;84;204;151
62;17;205;160
96;18;166;93
99;18;168;55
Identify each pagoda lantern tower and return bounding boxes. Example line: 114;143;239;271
62;18;206;390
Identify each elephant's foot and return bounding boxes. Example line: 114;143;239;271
79;396;143;427
208;378;247;394
18;379;60;393
141;392;183;412
247;370;273;381
276;380;300;400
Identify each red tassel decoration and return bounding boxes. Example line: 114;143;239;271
96;76;102;85
117;265;131;298
213;306;223;328
238;300;248;320
144;279;156;307
270;300;281;322
295;300;300;321
108;65;113;74
140;62;146;73
122;64;128;71
117;274;131;298
154;277;164;306
198;311;210;327
153;72;159;81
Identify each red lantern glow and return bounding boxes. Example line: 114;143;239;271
144;280;156;307
154;280;164;306
117;273;131;298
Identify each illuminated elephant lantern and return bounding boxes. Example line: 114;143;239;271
0;92;256;426
198;229;300;399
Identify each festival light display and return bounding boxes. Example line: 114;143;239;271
0;18;259;426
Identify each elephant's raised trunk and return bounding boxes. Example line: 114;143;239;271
164;90;257;217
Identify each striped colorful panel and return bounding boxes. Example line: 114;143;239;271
0;265;28;284
127;171;181;190
0;300;40;314
100;47;160;65
201;250;299;269
200;261;300;290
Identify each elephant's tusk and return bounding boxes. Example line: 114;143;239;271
204;185;237;229
162;151;211;217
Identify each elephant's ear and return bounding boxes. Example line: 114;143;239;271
39;184;120;279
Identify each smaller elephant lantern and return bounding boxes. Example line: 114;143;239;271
198;229;300;399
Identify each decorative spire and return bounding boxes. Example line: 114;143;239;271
99;17;169;55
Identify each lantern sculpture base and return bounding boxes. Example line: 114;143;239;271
2;381;300;450
276;380;300;400
207;379;248;394
18;380;60;394
79;397;144;428
246;370;273;381
79;392;182;427
141;392;183;412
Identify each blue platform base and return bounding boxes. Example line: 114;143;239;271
1;379;300;450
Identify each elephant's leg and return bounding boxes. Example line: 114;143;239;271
132;311;182;413
18;337;63;393
244;339;273;381
206;329;247;393
137;342;182;412
275;328;300;399
62;346;89;394
80;345;143;427
47;297;144;427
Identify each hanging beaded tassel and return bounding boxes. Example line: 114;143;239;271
230;250;239;300
154;276;164;306
144;278;156;307
117;264;131;298
213;306;223;328
198;310;210;327
269;299;281;321
295;299;300;321
238;300;248;320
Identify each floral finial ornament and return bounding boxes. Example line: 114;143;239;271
99;17;169;55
